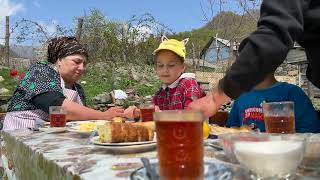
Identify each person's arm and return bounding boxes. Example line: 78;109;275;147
220;0;307;99
32;92;124;120
61;99;124;121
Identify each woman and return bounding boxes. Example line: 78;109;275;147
3;37;124;130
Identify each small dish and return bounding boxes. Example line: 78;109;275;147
130;161;248;180
38;127;67;133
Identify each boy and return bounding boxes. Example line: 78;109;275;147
124;36;206;118
227;72;320;133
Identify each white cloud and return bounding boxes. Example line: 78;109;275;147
0;0;24;17
32;1;40;8
0;0;24;44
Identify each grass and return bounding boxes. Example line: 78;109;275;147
0;68;21;96
80;64;161;107
80;65;114;107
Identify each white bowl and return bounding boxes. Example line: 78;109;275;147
232;133;306;179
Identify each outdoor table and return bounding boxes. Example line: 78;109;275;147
1;129;319;180
0;129;219;180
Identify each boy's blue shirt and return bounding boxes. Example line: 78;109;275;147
227;82;320;133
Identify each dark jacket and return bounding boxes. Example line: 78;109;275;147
219;0;320;99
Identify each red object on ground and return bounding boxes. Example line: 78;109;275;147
10;69;18;77
19;73;25;79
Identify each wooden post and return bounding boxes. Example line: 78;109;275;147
191;42;196;72
75;18;84;41
5;16;10;67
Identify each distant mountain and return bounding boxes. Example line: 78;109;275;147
10;45;38;60
0;44;19;58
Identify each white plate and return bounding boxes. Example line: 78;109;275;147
91;136;156;146
91;136;157;154
38;127;67;133
66;120;106;135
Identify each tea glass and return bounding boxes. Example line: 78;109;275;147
49;106;67;127
154;110;204;180
262;101;295;134
139;103;155;122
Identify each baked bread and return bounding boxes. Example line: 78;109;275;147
97;122;154;143
133;121;155;131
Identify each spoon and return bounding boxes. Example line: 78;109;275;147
205;142;223;151
85;129;97;145
141;157;158;180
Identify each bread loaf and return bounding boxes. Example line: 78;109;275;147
97;122;154;143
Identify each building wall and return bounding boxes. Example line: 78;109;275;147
203;41;231;63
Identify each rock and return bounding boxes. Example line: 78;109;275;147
0;88;9;95
145;95;152;99
288;70;298;76
0;104;8;113
145;83;153;87
94;93;113;104
131;68;141;81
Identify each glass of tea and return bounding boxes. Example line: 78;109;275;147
49;106;67;127
153;110;204;180
139;103;155;122
262;101;295;134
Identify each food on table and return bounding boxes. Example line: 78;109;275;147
210;124;251;135
97;122;154;143
133;121;155;131
203;121;210;139
112;117;125;122
79;122;97;132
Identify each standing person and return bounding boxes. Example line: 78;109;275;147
188;0;320;118
124;36;206;119
4;37;124;130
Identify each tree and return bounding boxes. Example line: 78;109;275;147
81;9;172;65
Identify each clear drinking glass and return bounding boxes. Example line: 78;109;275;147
262;101;295;133
300;134;320;171
49;106;67;127
139;102;155;122
154;110;204;180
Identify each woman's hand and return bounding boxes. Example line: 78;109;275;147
124;106;140;119
103;106;125;120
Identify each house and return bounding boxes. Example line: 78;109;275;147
200;36;238;64
286;45;320;98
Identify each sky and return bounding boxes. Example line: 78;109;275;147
0;0;240;45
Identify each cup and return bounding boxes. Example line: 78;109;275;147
49;106;67;127
154;110;204;180
139;103;155;122
300;134;320;171
262;101;295;134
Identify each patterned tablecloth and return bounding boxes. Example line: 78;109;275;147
2;129;319;180
0;129;220;180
